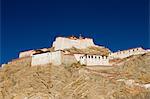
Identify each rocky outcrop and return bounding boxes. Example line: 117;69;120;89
64;46;111;56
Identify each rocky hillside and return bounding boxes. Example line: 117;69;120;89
0;52;150;99
64;46;111;56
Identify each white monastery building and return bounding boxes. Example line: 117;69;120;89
80;54;110;66
31;50;86;66
18;36;150;66
52;36;96;50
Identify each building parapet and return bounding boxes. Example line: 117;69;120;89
80;54;110;66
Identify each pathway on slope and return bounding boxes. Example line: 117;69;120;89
84;67;128;79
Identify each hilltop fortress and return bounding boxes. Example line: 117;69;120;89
18;36;149;66
52;36;96;50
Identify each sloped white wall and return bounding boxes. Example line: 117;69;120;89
109;47;147;59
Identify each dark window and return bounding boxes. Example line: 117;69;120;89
91;56;93;58
95;56;97;58
88;56;90;58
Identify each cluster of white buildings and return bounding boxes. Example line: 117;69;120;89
18;36;150;66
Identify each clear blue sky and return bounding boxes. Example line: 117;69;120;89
1;0;149;64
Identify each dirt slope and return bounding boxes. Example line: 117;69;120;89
0;53;150;99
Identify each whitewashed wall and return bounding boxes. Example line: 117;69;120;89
19;50;35;58
31;50;85;66
80;55;110;66
50;51;62;65
31;51;63;66
53;37;95;50
74;54;84;61
146;49;150;52
109;47;147;59
80;56;86;65
31;52;51;66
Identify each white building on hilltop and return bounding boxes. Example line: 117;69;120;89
18;36;150;67
80;54;110;66
31;50;85;66
31;50;111;66
30;47;149;66
52;36;96;50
